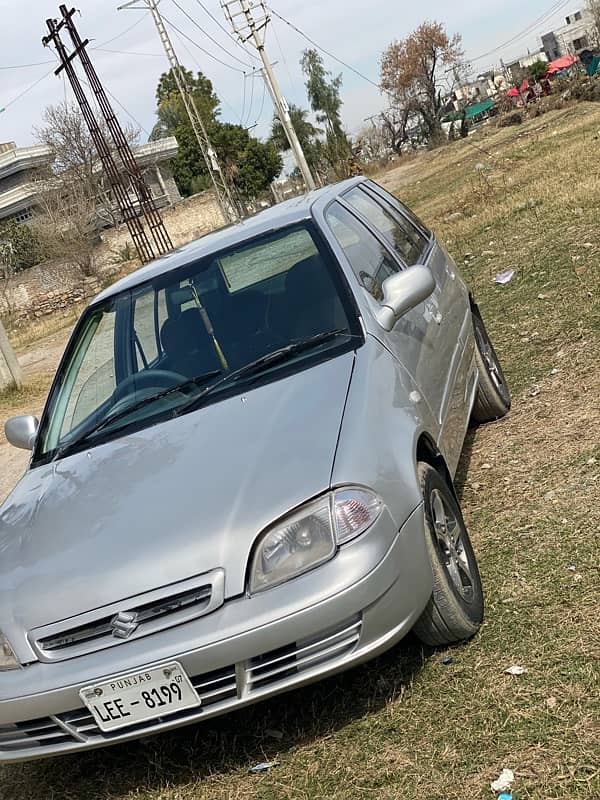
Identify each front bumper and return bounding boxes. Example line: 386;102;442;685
0;505;432;763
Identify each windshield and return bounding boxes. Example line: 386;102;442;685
36;223;361;461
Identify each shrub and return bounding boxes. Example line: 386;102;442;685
497;112;524;127
0;220;42;275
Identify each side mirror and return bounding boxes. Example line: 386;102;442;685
5;415;39;451
375;265;436;332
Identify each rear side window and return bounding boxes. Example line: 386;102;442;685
325;202;400;301
343;186;427;266
365;180;431;239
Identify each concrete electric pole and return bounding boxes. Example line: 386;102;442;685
221;0;316;191
119;0;241;224
0;322;22;392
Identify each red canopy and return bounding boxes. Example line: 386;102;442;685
506;87;520;97
546;54;579;74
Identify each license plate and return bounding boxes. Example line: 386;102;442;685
80;662;200;733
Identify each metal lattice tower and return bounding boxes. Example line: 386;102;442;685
58;5;173;258
119;0;241;224
43;11;171;263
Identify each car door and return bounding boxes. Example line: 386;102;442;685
323;198;441;432
361;181;475;468
326;183;472;468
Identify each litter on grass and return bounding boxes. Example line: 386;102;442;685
497;793;513;800
491;768;515;793
504;665;527;676
494;269;515;284
440;656;453;665
249;761;280;774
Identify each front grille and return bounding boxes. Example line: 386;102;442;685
31;570;225;661
0;717;74;753
3;615;361;755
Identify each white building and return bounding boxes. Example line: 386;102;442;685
541;9;598;60
0;138;181;227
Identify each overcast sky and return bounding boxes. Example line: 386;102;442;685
0;0;586;147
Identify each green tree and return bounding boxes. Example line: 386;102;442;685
528;60;549;82
270;105;324;175
151;67;220;139
152;68;282;200
300;49;351;175
270;105;323;172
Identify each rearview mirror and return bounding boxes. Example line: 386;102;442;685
375;265;435;332
5;415;39;451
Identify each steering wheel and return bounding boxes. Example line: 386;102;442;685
112;369;187;404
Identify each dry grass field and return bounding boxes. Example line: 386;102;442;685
0;102;599;799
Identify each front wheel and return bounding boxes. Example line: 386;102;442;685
471;309;511;424
413;463;484;647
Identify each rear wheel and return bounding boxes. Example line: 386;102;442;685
413;463;484;647
471;310;511;424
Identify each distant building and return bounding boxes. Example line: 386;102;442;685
454;74;498;108
541;9;598;60
0;137;181;227
504;51;549;84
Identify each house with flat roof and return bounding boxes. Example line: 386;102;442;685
0;137;181;227
541;9;598;60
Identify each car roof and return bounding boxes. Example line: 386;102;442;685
92;177;364;304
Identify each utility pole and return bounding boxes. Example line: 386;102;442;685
0;321;22;391
119;0;241;224
221;0;316;191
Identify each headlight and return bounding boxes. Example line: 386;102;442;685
0;633;19;671
250;488;384;593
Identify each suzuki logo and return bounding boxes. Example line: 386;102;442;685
111;611;139;639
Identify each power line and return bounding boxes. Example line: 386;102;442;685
469;0;571;62
0;60;55;70
170;0;255;68
271;13;296;93
243;68;255;127
0;66;57;113
1;17;149;71
80;76;151;138
240;73;247;123
266;5;380;89
192;0;260;61
94;15;147;48
94;47;163;57
254;79;267;125
170;25;247;125
222;0;315;189
161;13;247;73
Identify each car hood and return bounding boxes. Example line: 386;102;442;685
0;353;355;639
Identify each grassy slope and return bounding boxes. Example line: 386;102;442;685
1;105;599;800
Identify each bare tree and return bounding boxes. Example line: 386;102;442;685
32;174;99;276
380;21;464;144
587;1;600;46
34;101;140;227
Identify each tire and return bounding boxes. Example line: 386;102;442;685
413;463;484;647
471;309;511;424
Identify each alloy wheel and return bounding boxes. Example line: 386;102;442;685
429;489;475;603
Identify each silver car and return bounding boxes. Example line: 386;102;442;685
1;178;510;762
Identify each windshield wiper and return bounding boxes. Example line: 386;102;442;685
52;370;222;461
176;329;351;417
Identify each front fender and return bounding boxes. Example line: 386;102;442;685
331;336;437;529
